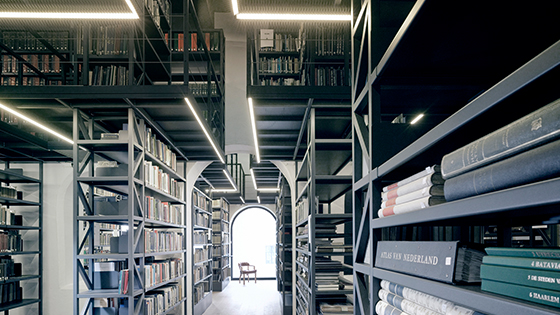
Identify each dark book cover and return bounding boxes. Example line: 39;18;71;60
483;255;560;272
441;97;560;179
481;264;560;292
485;247;560;259
482;279;560;308
375;241;484;284
444;138;560;201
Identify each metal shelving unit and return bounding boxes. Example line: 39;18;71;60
0;164;43;314
73;108;187;315
351;0;560;314
294;107;353;315
212;197;231;291
276;176;293;315
192;187;212;315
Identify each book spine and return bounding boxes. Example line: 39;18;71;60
375;301;409;315
382;173;445;200
485;247;560;259
375;241;459;283
444;138;560;201
482;279;560;308
483;255;560;272
378;195;446;218
383;165;440;192
481;264;560;292
441;97;560;179
381;185;444;208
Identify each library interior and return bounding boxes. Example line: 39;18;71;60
0;0;560;315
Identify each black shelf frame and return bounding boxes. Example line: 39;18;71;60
351;0;560;314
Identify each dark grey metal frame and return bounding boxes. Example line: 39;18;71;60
212;197;231;292
192;187;213;315
351;0;560;314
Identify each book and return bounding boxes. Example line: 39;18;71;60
483;255;560;272
485;247;560;259
481;264;560;292
378;289;440;315
381;185;444;208
482;278;560;308
382;173;444;201
444;138;560;201
380;280;485;315
375;300;408;315
375;241;484;283
378;195;446;218
441;97;560;180
383;165;441;192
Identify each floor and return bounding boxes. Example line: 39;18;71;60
203;279;283;315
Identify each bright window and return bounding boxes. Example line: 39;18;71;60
232;207;276;278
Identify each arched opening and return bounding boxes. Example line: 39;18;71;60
231;206;277;279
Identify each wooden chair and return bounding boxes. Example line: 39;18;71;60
238;262;257;285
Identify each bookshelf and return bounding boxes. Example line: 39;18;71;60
192;187;212;315
294;107;353;315
276;176;292;315
73;107;187;315
247;25;350;87
211;197;231;291
0;162;43;314
352;1;560;314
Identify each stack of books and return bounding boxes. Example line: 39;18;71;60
315;258;343;292
442;97;560;201
315;239;352;254
377;280;485;315
379;165;446;218
318;302;353;315
481;247;560;308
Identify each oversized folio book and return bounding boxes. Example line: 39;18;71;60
375;241;484;283
441;97;560;179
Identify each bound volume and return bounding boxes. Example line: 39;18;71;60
441;97;560;179
375;241;484;283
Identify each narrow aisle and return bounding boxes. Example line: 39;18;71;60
203;280;282;315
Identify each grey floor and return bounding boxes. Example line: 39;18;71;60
202;279;283;315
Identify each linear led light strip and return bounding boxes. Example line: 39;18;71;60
410;114;424;125
257;196;261;204
231;0;350;21
0;0;139;19
185;98;225;164
248;98;260;163
0;103;74;144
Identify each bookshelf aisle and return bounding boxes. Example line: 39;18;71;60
192;187;213;315
351;0;560;314
212;197;230;291
74;108;187;315
276;177;292;315
0;162;43;314
294;107;353;315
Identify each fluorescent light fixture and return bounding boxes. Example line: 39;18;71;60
236;13;351;21
0;0;139;19
185;98;225;163
213;189;237;193
0;103;74;144
231;0;239;15
223;169;238;190
250;168;258;190
257;188;280;193
248;98;260;163
257;196;261;204
240;196;245;204
410;114;424;125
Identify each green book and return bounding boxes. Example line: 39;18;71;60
481;264;560;292
485;247;560;259
483;255;560;272
482;279;560;308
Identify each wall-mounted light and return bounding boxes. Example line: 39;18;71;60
248;98;260;163
236;13;351;21
185;98;225;164
410;114;424;125
257;188;279;193
0;0;139;19
0;103;74;144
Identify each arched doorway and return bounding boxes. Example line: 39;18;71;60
231;206;276;279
